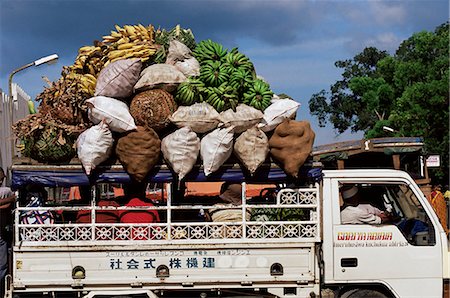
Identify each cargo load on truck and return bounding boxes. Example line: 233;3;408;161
11;23;316;183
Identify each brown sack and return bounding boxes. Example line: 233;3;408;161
130;89;177;132
116;126;161;182
268;119;315;178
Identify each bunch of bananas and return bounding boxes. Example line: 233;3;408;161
106;43;157;63
70;44;105;76
223;48;255;74
228;68;254;95
194;39;228;63
154;24;196;63
199;60;230;87
101;24;158;64
175;78;205;106
204;84;239;112
102;24;155;44
243;79;273;111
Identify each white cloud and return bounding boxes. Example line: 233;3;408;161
370;1;407;25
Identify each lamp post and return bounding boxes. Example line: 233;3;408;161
7;54;59;159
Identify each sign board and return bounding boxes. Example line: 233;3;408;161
426;155;440;167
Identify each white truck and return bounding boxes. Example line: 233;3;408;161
3;162;450;298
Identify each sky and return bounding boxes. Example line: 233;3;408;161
0;0;448;146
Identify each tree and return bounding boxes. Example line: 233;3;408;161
309;23;449;184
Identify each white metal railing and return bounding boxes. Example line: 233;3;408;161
15;186;320;246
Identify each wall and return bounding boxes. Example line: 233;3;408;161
0;84;30;185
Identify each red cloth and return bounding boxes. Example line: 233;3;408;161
119;197;160;223
76;200;120;223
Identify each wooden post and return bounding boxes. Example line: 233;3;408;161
393;154;400;170
337;159;345;170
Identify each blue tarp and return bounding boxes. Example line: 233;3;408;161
11;164;322;188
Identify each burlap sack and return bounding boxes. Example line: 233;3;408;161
169;102;220;133
134;64;187;93
258;98;300;132
174;57;200;77
268;119;315;178
86;96;137;133
95;58;142;99
200;126;234;176
161;126;200;180
166;40;192;64
76;121;114;175
234;126;269;175
219;104;264;134
116;126;161;182
130;89;177;132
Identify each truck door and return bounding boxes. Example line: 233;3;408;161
331;179;443;298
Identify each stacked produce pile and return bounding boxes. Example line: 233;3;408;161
12;23;315;180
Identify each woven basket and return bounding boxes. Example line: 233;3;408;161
130;89;177;132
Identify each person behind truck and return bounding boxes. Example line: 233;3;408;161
207;182;250;222
119;181;160;224
340;185;391;224
427;184;449;234
0;168;16;296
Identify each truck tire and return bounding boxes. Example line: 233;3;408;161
340;288;388;298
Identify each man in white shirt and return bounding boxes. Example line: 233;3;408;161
340;186;390;224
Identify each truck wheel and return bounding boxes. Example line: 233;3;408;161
340;288;388;298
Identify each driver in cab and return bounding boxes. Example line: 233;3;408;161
340;185;392;224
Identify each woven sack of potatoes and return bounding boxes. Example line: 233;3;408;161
268;119;315;178
258;98;300;132
116;126;161;182
76;121;114;175
233;126;269;175
161;126;200;181
200;126;234;176
134;63;187;93
130;89;177;132
86;96;137;133
169;102;220;134
219;104;264;134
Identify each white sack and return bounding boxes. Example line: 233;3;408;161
258;98;300;132
134;64;186;93
76;121;114;175
86;96;137;133
219;104;264;134
234;126;269;174
200;126;234;176
166;40;192;64
169;102;220;133
174;57;200;77
161;126;200;180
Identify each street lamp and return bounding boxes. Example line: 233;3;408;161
382;126;395;133
7;53;59;158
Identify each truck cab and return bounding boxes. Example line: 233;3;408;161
321;169;449;298
3;163;449;298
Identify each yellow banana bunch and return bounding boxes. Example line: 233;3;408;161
102;24;155;44
107;43;157;63
80;74;97;95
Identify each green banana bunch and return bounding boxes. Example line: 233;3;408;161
200;60;230;87
175;78;205;106
229;68;254;96
224;48;255;75
194;39;228;63
204;84;239;112
243;78;273;111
